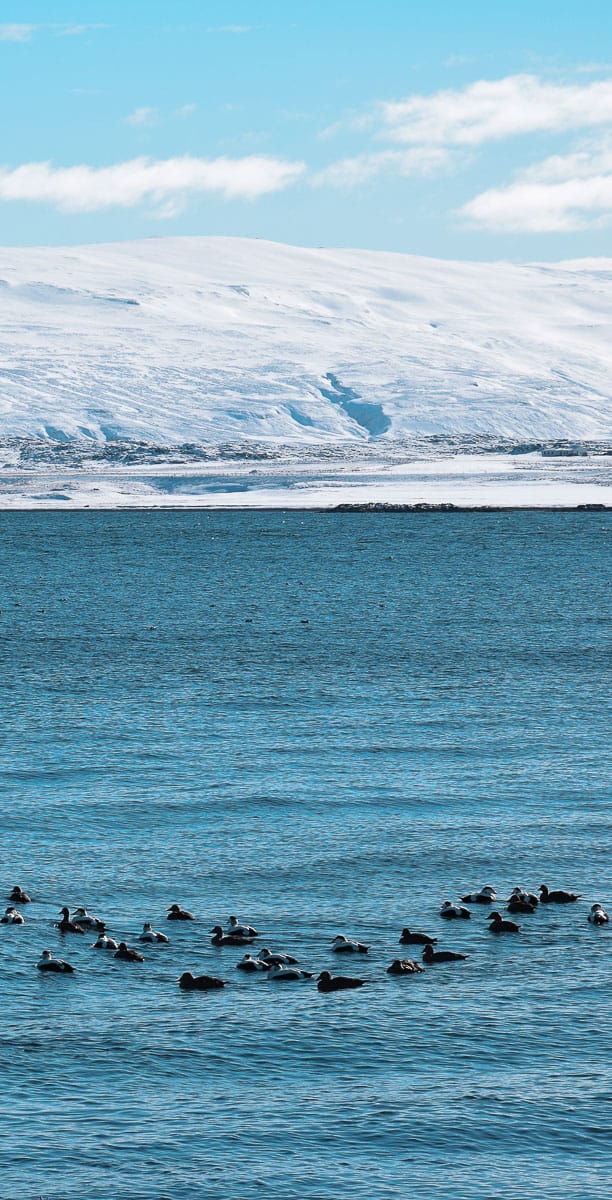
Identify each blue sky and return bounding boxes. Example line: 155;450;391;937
1;0;612;257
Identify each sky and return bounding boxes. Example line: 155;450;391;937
1;0;612;258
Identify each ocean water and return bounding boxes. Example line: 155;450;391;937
0;510;610;1200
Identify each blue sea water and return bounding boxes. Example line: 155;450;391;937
0;510;610;1200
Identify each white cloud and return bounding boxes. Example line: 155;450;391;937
0;24;35;41
125;106;158;127
58;24;108;37
312;147;458;188
460;144;612;231
0;155;306;212
176;103;197;118
380;75;612;146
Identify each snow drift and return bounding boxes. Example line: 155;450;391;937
0;236;611;444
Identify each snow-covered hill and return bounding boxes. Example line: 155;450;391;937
0;236;611;444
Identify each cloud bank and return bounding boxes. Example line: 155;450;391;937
461;144;612;231
0;156;306;212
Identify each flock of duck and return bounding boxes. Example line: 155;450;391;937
3;881;608;993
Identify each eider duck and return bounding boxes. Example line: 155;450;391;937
210;925;255;947
9;886;31;904
399;927;437;946
461;886;497;904
72;907;105;931
317;971;365;992
236;954;270;972
259;947;299;966
507;896;536;914
178;972;226;991
139;922;170;943
440;902;471;920
331;934;369;953
167;904;195;921
91;932;119;950
507;887;539;906
266;964;313;981
386;958;424;975
37;950;74;973
114;941;145;962
488;911;520;933
422;944;467;963
227;915;259;938
539;884;581;904
57;907;85;934
1;906;24;924
588;904;609;925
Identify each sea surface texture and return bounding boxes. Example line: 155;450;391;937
0;511;610;1200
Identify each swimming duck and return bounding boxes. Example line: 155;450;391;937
331;934;369;953
399;927;437;946
9;886;31;904
91;932;119;950
440;902;471;920
1;906;24;924
507;887;539;907
37;950;74;973
167;904;195;921
317;971;365;992
507;897;535;914
178;972;226;991
539;884;581;904
210;925;255;947
266;964;313;981
422;944;467;963
259;947;299;966
236;954;270;972
488;911;520;933
461;887;497;904
114;941;145;962
72;907;105;931
139;922;170;943
588;904;609;925
57;907;85;934
386;958;424;975
227;915;259;938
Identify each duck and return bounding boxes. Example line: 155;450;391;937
386;958;424;975
91;932;119;950
422;944;467;963
399;927;437;946
259;947;299;966
507;897;536;914
167;904;195;921
317;971;365;992
440;902;471;920
266;964;313;981
588;904;609;925
227;915;259;938
37;950;74;973
139;922;170;943
178;972;226;991
539;884;581;904
210;925;255;947
461;886;497;904
1;906;24;924
57;907;85;934
507;887;539;907
72;907;105;931
331;934;369;953
9;886;31;904
488;911;520;933
236;954;270;972
114;941;145;962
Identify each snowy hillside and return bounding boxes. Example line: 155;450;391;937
0;236;611;444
